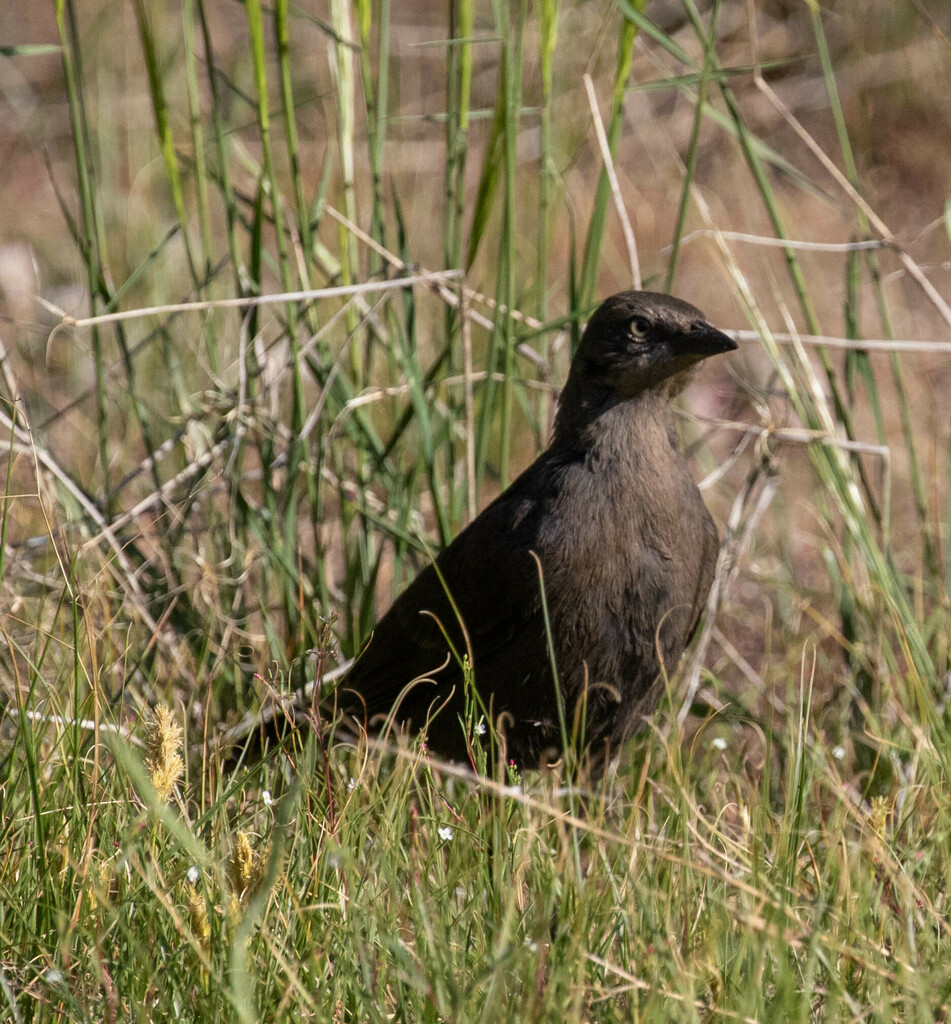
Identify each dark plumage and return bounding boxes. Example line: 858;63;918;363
338;291;736;769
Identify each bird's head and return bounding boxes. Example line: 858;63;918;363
573;291;737;399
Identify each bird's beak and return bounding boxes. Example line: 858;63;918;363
678;322;738;358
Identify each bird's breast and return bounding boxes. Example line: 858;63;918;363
536;432;713;657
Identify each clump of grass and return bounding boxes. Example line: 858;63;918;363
2;692;950;1021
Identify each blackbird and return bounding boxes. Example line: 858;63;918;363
337;291;736;770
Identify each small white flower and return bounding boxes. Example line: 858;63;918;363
474;719;487;736
438;825;454;841
186;864;200;885
712;737;728;751
347;777;357;791
44;969;63;985
262;790;273;807
832;746;846;760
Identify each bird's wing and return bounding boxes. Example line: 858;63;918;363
337;463;559;726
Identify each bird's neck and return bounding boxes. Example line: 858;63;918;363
551;370;675;454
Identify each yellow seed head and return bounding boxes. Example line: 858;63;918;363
185;884;211;950
228;831;269;904
145;702;185;802
87;857;112;914
868;795;890;838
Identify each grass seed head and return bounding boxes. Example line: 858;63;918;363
184;884;211;951
228;831;270;906
145;702;184;802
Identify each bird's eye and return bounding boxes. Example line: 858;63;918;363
628;316;650;338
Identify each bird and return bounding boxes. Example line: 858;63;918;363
335;290;737;772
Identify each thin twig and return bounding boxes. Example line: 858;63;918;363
583;73;641;290
671;230;888;253
47;270;462;334
733;329;951;354
3;708;143;747
687;414;892;458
